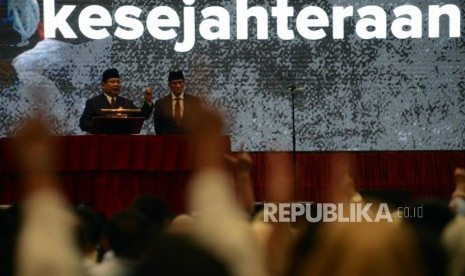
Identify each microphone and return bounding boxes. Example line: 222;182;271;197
287;85;303;92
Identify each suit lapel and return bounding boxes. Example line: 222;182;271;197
99;94;112;108
162;94;192;121
163;95;174;118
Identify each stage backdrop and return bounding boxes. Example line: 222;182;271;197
0;0;464;151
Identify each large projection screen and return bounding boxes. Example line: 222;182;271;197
0;0;464;151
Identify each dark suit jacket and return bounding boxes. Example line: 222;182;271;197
79;93;153;133
154;94;202;135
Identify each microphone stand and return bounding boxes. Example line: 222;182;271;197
288;85;297;200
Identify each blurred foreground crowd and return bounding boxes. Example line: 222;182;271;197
1;108;465;276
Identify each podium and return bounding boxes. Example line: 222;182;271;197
92;116;144;134
91;108;145;134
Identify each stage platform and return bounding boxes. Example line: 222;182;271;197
0;135;462;216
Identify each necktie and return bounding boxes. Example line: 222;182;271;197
174;97;181;125
110;97;116;108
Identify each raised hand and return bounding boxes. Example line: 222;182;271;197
143;87;153;104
